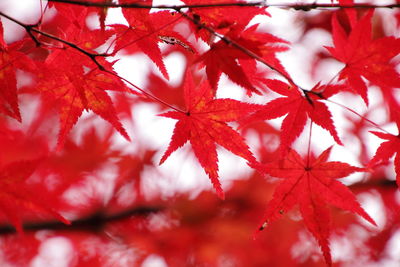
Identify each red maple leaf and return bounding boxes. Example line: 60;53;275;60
251;147;376;266
159;71;258;199
45;127;120;184
0;21;36;121
337;0;357;27
197;24;289;94
36;50;130;149
369;119;400;186
326;10;400;105
0;159;70;233
45;2;115;50
114;0;193;79
243;80;343;154
183;0;268;43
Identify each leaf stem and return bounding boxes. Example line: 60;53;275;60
307;121;313;167
326;99;391;134
102;68;185;113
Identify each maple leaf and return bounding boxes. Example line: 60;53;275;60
183;0;269;43
90;0;112;31
46;127;120;181
0;159;70;233
368;118;400;186
337;0;357;27
251;147;376;266
143;71;186;111
36;50;130;148
159;71;258;199
114;0;193;79
242;79;343;154
326;10;400;105
0;21;6;48
47;2;115;49
198;24;289;94
0;21;36;121
34;1;132;149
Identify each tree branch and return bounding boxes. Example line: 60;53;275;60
45;0;400;10
0;206;164;234
349;179;397;191
47;0;266;9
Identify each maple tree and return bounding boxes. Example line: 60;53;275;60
0;0;400;266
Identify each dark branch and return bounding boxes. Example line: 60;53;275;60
46;0;400;10
47;0;266;9
349;179;397;191
0;206;164;234
0;11;108;69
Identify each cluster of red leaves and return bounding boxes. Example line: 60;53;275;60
0;0;399;266
0;174;398;267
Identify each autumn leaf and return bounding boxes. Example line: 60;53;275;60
183;0;269;43
0;46;21;121
242;80;343;154
326;10;400;105
92;0;112;30
115;0;193;79
368;118;400;186
0;21;36;121
46;2;115;49
338;0;357;27
45;127;121;183
160;71;258;199
37;50;130;149
251;147;376;266
0;159;70;233
29;2;133;149
0;21;6;48
197;24;289;94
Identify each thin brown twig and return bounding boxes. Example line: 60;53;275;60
0;11;107;66
45;0;400;10
326;99;391;134
102;68;186;113
49;0;264;9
